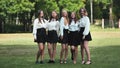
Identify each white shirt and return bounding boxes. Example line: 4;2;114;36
47;20;59;31
69;20;79;31
60;17;69;36
32;18;48;39
78;16;90;36
46;19;60;35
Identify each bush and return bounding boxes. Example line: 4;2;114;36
4;23;24;33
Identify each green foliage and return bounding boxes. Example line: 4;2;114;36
0;0;7;18
93;2;102;19
0;0;35;23
6;0;35;14
0;0;120;33
0;0;34;17
4;23;24;33
58;0;85;12
34;0;59;19
94;0;111;4
113;0;120;19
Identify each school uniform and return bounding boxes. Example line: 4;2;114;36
59;17;69;44
78;16;92;42
46;19;59;43
33;18;48;44
68;20;79;46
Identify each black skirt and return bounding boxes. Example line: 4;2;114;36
47;30;58;43
79;27;92;42
59;29;69;44
36;28;47;44
68;31;79;46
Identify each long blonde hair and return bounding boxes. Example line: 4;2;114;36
62;10;69;25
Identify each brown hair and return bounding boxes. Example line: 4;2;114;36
79;8;88;17
38;10;45;23
49;11;58;22
69;12;77;24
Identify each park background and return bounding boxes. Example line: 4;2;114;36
0;0;120;68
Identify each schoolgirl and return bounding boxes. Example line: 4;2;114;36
78;8;92;64
68;12;79;64
46;11;59;63
33;10;48;64
59;10;69;64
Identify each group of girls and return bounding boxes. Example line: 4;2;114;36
32;8;92;64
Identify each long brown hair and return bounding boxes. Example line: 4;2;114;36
79;8;88;17
49;11;58;22
69;12;77;25
38;10;45;23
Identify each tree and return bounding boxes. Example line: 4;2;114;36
58;0;85;14
0;0;8;33
8;0;34;32
33;0;59;19
113;0;120;19
58;0;85;12
0;0;35;32
94;0;114;28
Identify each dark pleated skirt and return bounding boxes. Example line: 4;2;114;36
68;31;80;46
79;27;92;42
59;29;69;44
36;28;47;44
47;30;58;43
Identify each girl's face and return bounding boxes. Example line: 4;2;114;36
63;11;67;17
80;9;85;16
52;11;57;18
39;11;44;17
71;12;76;19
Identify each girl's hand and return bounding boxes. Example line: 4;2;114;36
82;35;85;39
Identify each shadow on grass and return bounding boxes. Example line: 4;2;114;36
0;45;120;68
90;45;120;64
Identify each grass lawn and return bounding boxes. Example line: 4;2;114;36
0;27;120;68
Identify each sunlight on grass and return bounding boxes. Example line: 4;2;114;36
0;33;34;45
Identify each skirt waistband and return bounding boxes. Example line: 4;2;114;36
69;31;79;33
80;27;85;29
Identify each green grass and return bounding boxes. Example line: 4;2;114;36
0;28;120;68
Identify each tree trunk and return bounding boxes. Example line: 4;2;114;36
109;1;114;28
20;13;28;32
23;22;27;32
90;0;93;24
0;20;2;33
28;11;34;32
0;19;4;33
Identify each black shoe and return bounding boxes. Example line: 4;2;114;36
40;61;44;64
35;61;39;64
48;60;52;63
52;60;55;63
71;56;73;60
